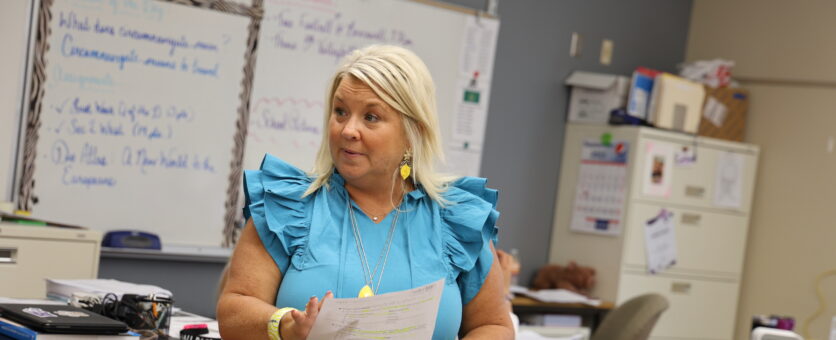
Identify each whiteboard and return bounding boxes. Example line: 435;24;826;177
0;0;33;201
15;0;499;248
243;0;499;176
18;0;260;247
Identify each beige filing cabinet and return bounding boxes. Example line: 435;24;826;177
549;124;759;340
0;223;102;298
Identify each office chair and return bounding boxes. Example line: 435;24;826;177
591;293;669;340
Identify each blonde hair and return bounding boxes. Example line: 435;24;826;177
303;45;454;204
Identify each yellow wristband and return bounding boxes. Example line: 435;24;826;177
267;307;297;340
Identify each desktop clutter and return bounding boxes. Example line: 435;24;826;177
531;262;596;297
566;59;749;141
0;213;219;339
0;279;176;339
497;248;598;303
0;278;220;339
510;259;600;307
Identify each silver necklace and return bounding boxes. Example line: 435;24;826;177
347;197;400;297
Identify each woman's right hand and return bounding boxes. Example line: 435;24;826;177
280;291;333;340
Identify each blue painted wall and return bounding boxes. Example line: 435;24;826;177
442;0;693;284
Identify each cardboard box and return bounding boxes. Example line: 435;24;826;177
698;86;749;142
565;71;629;123
647;73;705;133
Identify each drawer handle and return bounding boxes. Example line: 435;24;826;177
0;248;17;264
685;186;705;198
681;213;702;225
671;281;691;294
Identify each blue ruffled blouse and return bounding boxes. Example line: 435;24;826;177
243;155;499;339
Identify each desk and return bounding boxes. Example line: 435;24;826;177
512;296;613;332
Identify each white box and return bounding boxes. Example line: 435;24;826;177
519;325;590;340
565;71;629;124
543;314;582;327
647;73;705;133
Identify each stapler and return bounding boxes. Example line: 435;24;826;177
102;230;162;250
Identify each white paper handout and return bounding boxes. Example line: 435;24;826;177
642;142;674;197
308;279;444;340
714;151;744;208
570;140;629;236
644;209;677;274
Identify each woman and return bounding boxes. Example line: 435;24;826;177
218;45;513;340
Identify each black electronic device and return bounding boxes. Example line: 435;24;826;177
0;303;128;335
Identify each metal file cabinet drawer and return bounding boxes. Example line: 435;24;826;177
630;138;758;214
621;202;749;278
617;272;739;340
0;223;101;298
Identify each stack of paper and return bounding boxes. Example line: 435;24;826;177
510;286;601;306
46;279;172;301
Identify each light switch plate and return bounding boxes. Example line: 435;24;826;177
600;39;614;65
570;32;582;57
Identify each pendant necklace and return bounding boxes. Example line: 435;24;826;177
347;197;400;298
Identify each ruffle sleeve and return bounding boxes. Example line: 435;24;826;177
243;154;313;274
440;177;500;305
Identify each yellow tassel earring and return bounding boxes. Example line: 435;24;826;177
399;150;412;180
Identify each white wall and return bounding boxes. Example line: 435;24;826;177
688;0;836;83
0;0;32;202
740;84;836;340
688;1;836;339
